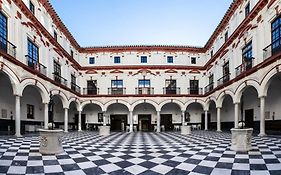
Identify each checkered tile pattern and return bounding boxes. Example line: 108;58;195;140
0;131;280;174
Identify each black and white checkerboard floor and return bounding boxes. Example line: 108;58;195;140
0;131;281;175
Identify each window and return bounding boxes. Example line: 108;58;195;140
191;57;196;64
89;57;95;64
223;61;230;76
70;50;74;58
87;80;97;95
210;50;213;58
53;61;61;82
71;74;77;91
225;31;228;42
54;31;57;41
114;56;121;63
245;3;250;17
190;80;199;94
167;56;173;63
111;79;123;95
27;39;39;69
0;12;7;51
271;16;281;53
242;41;253;69
209;74;214;84
111;79;123;88
165;79;177;94
29;1;35;15
27;104;34;119
140;56;147;63
138;79;150;87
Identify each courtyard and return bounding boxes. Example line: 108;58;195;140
0;131;280;175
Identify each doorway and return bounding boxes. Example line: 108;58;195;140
245;109;254;128
110;115;127;131
138;115;152;131
160;114;173;131
201;113;211;130
74;114;86;130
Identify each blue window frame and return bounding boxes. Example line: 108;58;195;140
140;56;147;63
245;3;250;17
111;80;123;88
167;56;173;63
28;39;39;62
89;57;95;64
29;1;35;15
242;41;252;60
0;12;7;49
114;56;121;64
138;79;150;87
272;16;281;51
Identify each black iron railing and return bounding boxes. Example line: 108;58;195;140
0;36;16;57
83;88;99;95
187;87;203;95
205;82;214;94
235;59;253;77
163;87;180;95
263;40;281;60
25;55;47;76
217;73;230;86
108;87;126;95
71;82;81;93
53;73;67;86
135;87;154;95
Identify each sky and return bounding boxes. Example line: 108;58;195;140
50;0;233;47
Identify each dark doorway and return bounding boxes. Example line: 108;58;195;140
74;114;86;130
160;114;173;131
110;115;127;131
138;115;152;131
201;113;211;130
245;109;254;128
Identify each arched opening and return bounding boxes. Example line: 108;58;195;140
107;103;129;131
0;72;15;135
52;95;64;129
133;103;157;132
186;102;204;130
68;101;79;131
264;72;281;134
82;103;103;131
21;85;44;134
221;94;234;130
208;101;217;130
160;103;181;131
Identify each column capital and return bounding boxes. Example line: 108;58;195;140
259;95;266;99
64;107;69;110
216;106;222;109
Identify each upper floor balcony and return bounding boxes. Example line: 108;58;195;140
163;87;180;95
135;87;154;95
108;87;126;95
235;59;253;77
263;41;281;60
71;82;81;94
205;82;214;94
53;73;67;86
83;88;99;95
217;73;230;87
0;36;16;58
187;87;203;95
25;55;47;76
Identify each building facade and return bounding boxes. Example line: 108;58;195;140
0;0;280;137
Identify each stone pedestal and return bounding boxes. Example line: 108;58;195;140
181;126;191;135
38;129;64;155
99;126;110;136
231;128;253;152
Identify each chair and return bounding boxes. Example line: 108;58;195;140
154;125;157;132
126;126;130;132
192;124;197;130
197;124;201;130
161;125;165;131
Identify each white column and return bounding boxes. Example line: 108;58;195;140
259;97;266;136
234;103;239;128
157;111;160;132
44;103;48;129
217;107;221;132
182;111;185;126
204;110;208;130
78;110;82;131
129;111;133;132
103;112;106;126
64;108;69;132
15;95;21;137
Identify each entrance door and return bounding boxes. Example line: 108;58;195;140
110;115;127;131
138;115;152;131
201;113;211;130
74;114;86;130
245;109;254;128
160;114;173;131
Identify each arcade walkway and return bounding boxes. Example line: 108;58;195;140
0;131;280;175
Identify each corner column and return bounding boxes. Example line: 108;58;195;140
204;110;208;130
259;96;266;137
217;107;221;132
44;103;48;129
78;110;82;131
103;112;107;126
129;111;133;132
234;103;239;128
15;95;21;137
64;108;69;132
157;111;160;132
182;111;185;126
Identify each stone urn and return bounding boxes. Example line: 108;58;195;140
38;129;64;154
99;126;110;136
181;125;191;135
230;128;253;152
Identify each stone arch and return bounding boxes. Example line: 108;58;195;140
68;98;81;110
0;64;20;95
104;99;130;111
184;99;205;110
131;99;159;111
217;90;235;108
204;96;217;110
50;89;68;108
20;78;49;103
80;100;104;112
159;99;185;111
260;65;281;97
234;80;260;103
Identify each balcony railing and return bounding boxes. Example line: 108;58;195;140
25;55;47;76
163;87;180;95
108;87;126;95
83;88;99;95
71;82;81;94
205;82;214;94
235;59;253;77
263;41;281;60
187;87;203;95
135;87;154;95
0;36;16;57
53;73;67;86
217;73;230;86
